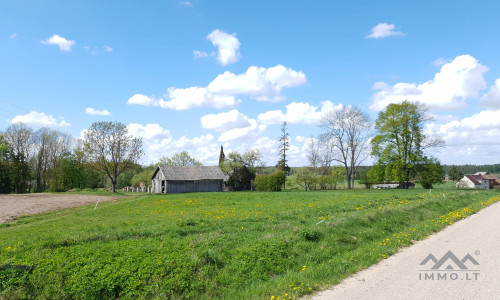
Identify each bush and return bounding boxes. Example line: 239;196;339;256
254;171;286;192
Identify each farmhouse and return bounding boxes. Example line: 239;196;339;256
151;165;226;194
456;172;500;189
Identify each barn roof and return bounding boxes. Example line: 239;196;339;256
152;165;226;181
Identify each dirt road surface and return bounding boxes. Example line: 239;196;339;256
309;201;500;300
0;193;117;223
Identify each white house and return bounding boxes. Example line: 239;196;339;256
456;172;500;189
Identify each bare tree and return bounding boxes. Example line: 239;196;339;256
305;136;320;171
320;106;372;189
83;121;143;192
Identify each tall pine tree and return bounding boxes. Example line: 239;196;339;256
219;145;225;168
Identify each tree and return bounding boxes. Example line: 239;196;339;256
277;122;291;182
0;134;12;193
159;151;203;167
418;157;444;189
320;106;372;189
2;123;33;193
83;121;143;193
242;149;264;170
226;165;255;191
305;136;321;172
290;168;318;191
448;165;464;184
371;101;444;188
219;145;225;168
132;169;154;189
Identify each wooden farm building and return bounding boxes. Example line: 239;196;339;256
151;165;226;194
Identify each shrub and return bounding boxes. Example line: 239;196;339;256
254;171;286;191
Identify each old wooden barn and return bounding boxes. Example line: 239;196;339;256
151;165;226;194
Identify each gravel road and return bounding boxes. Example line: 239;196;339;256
310;201;500;300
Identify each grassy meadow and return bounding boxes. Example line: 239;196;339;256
1;188;499;299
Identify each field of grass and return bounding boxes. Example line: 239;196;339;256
1;188;499;299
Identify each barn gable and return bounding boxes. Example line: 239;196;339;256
151;165;226;194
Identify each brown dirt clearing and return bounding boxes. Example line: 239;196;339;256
0;193;117;223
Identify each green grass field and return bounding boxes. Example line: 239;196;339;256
1;188;499;299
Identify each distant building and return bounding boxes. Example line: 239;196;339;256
151;165;226;194
456;172;500;189
372;182;415;189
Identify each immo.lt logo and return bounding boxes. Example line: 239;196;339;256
419;250;480;281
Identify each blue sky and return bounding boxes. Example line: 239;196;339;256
1;0;500;166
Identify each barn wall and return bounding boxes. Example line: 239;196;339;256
166;179;223;194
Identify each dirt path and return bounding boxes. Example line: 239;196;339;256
0;193;117;223
308;201;500;300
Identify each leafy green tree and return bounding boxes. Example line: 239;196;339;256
132;169;154;188
254;171;286;192
371;101;444;188
226;166;255;191
159;151;203;167
0;134;12;193
290;168;318;191
419;157;444;189
448;165;464;183
83;121;144;193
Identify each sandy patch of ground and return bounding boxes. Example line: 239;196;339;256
0;193;117;223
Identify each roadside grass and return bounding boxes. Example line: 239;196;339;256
1;189;499;299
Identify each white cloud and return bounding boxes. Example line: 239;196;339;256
127;94;157;106
207;65;307;102
11;111;71;128
103;45;113;52
367;23;406;39
193;50;209;58
41;34;75;52
126;123;220;165
85;107;111;116
200;109;251;131
426;109;500;164
219;119;266;142
370;54;488;111
128;65;306;110
480;78;500;109
206;29;241;66
432;58;451;66
257;100;342;125
10;33;17;39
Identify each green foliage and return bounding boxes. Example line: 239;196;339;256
218;146;225;168
448;165;464;182
371;101;443;188
419;158;445;189
0;135;12;194
83;121;144;192
254;171;286;191
277;122;290;176
1;190;497;299
159;151;203;167
226;166;255;191
289;169;318;191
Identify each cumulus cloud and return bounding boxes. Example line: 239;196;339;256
367;23;406;39
127;65;306;110
200;109;251;131
126;123;220;165
370;54;488;111
206;29;241;66
42;34;75;52
85;107;111;116
480;78;500;109
257;100;342;125
426;109;500;164
218;119;266;142
11;111;71;128
208;65;307;102
103;45;113;52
